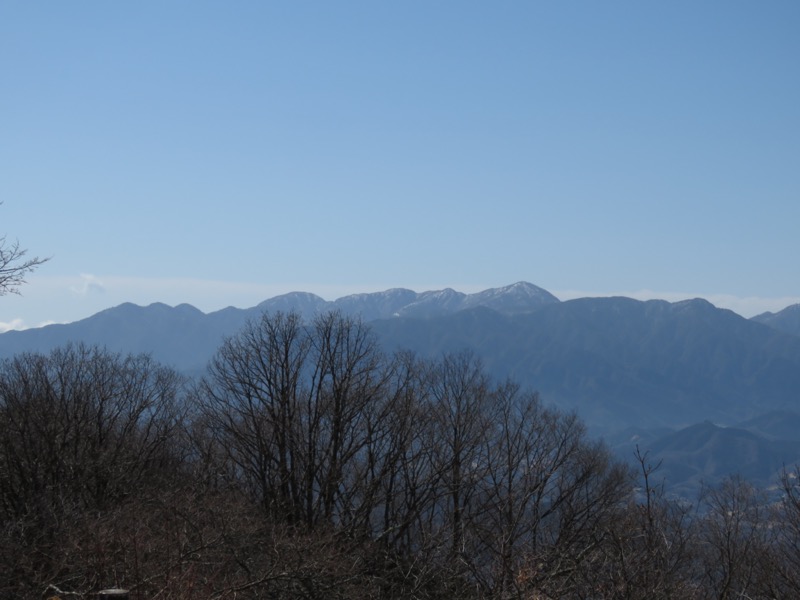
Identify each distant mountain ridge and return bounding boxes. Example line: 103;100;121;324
370;296;800;431
752;303;800;337
606;410;800;496
254;281;560;320
4;281;800;495
2;282;799;430
0;282;558;372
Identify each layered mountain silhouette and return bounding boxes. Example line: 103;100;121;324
2;282;799;456
609;412;800;497
371;296;800;433
0;282;557;372
752;303;800;337
252;281;559;320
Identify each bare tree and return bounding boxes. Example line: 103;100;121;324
596;447;700;599
10;315;759;598
199;310;391;531
0;205;49;295
761;467;800;597
0;344;185;597
378;352;633;599
199;310;311;522
697;475;774;600
424;351;494;561
510;411;632;599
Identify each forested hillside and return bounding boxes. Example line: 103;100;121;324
2;312;800;598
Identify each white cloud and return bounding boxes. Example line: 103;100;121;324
0;318;26;333
70;273;106;296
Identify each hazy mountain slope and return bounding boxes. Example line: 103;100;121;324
0;282;558;371
332;288;419;320
461;281;560;314
3;285;799;436
735;410;800;442
371;297;800;431
252;292;329;322
0;302;228;373
752;304;800;337
641;421;800;496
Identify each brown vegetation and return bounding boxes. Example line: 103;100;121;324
1;312;799;598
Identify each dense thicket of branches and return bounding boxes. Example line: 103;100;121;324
1;312;799;599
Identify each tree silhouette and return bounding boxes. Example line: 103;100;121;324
0;204;48;296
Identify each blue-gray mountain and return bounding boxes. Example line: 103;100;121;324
609;412;800;497
1;282;799;443
371;296;800;432
0;282;558;373
752;303;800;337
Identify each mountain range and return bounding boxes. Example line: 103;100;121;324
2;281;800;494
0;282;559;373
370;294;800;428
609;412;800;498
752;303;800;337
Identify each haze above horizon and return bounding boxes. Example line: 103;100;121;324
2;2;798;330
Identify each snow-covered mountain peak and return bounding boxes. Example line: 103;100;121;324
461;282;560;314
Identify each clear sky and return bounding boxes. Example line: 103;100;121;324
2;1;799;331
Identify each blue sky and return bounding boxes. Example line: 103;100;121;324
2;2;799;330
